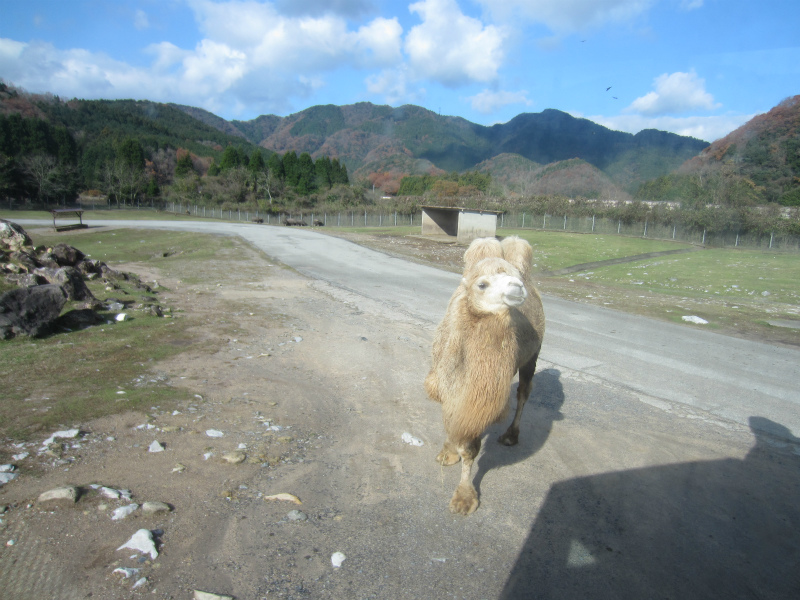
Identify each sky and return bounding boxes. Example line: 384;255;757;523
0;0;798;143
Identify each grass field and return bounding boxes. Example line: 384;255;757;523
0;226;245;440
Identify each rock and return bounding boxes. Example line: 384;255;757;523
38;486;79;503
8;250;43;273
100;487;121;499
142;501;171;515
194;591;234;600
0;220;33;251
287;509;308;521
221;451;246;464
115;313;129;322
682;315;709;325
148;441;165;453
205;429;224;438
111;504;139;520
36;266;94;301
172;463;186;473
112;567;140;579
117;529;158;560
41;429;80;447
49;243;85;267
401;432;424;446
0;284;68;339
331;551;346;568
0;473;18;486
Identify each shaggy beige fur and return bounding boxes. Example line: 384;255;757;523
425;236;545;515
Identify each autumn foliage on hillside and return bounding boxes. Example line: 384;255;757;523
675;95;800;206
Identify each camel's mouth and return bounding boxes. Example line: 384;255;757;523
503;290;527;307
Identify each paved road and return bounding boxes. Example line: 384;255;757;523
20;218;800;440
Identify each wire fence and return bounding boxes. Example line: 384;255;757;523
157;203;800;252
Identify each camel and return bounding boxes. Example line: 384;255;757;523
424;236;545;515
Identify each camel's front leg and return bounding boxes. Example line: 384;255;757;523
436;439;460;466
449;437;481;515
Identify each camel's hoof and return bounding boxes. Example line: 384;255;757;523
449;484;479;515
498;429;519;446
436;447;460;466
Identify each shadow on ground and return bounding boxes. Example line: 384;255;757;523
500;416;800;599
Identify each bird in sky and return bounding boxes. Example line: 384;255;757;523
606;86;612;91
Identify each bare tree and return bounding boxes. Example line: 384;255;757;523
22;154;58;202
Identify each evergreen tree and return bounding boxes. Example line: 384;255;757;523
315;156;332;189
268;152;284;181
219;146;243;171
249;148;266;174
282;151;299;187
296;152;317;194
175;152;195;177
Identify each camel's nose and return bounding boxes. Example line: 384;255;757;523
504;279;527;305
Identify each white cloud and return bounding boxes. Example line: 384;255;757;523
585;112;754;142
405;0;507;86
365;66;425;105
475;0;655;32
468;89;532;113
626;70;720;116
134;9;150;31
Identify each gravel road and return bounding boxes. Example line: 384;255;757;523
4;218;798;600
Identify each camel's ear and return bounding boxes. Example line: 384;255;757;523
463;237;502;269
500;236;533;277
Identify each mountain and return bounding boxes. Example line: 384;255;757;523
677;95;800;205
174;102;708;196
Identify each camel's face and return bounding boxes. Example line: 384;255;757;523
463;258;527;314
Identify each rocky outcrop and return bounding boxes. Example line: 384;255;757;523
0;220;165;339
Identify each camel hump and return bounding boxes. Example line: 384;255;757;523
463;237;502;269
500;236;533;278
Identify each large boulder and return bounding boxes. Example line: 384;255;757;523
0;284;68;339
49;243;86;267
0;220;32;252
36;266;95;301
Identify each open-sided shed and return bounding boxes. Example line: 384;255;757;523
420;206;501;244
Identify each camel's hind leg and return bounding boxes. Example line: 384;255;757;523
449;437;481;515
498;354;538;446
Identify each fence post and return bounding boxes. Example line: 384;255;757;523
644;219;648;237
735;233;739;247
543;214;546;229
563;215;567;230
673;225;676;239
702;229;706;245
522;213;525;228
592;215;595;233
770;231;774;249
618;220;621;234
365;210;367;226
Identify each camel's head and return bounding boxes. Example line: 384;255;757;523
462;257;527;315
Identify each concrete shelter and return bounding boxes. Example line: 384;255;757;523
420;206;501;244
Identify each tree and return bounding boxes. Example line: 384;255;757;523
175;151;196;178
296;152;317;195
249;148;266;174
219;146;243;171
268;152;285;181
22;154;58;202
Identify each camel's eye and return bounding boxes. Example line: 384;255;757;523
477;281;488;290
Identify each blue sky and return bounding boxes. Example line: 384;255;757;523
1;0;798;142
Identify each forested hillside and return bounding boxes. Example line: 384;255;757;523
0;82;349;209
639;95;800;207
176;101;708;196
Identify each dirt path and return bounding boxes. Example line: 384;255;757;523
2;234;799;600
